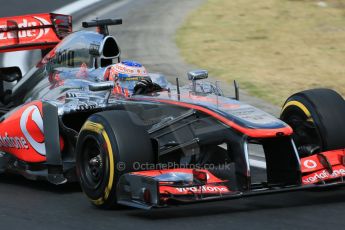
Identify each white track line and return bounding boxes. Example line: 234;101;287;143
53;0;103;15
73;0;131;30
2;0;103;73
249;158;266;169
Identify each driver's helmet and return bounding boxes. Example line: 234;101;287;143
108;60;149;96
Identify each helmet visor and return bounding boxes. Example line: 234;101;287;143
117;74;150;91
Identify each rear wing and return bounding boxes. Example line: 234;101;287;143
0;13;72;53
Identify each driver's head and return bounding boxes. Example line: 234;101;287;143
108;60;149;93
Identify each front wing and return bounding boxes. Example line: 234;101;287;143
117;149;345;209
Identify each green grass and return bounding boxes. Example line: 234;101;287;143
176;0;345;105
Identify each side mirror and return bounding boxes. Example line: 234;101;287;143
187;70;208;81
187;70;208;94
0;67;22;82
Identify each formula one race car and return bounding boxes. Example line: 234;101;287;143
0;13;345;210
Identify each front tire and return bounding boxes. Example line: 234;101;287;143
280;88;345;157
76;110;154;209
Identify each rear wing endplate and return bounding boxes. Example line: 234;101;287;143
0;13;72;53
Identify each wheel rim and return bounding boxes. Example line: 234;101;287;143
281;106;322;156
81;137;106;189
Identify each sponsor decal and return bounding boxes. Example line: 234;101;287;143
302;165;345;184
33;17;50;40
175;185;229;193
303;159;317;169
19;105;46;155
0;16;51;41
188;94;241;110
111;63;148;76
0;133;28;149
301;149;345;173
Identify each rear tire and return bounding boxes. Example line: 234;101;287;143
76;110;154;209
280;88;345;157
